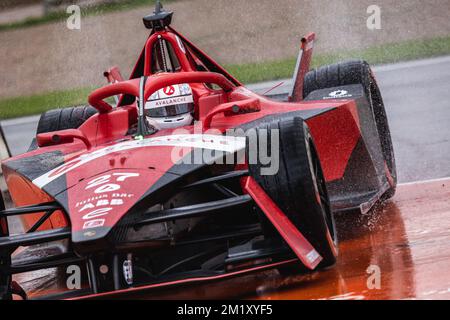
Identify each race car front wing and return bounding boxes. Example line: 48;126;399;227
0;171;321;299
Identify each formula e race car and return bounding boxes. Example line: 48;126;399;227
0;2;396;300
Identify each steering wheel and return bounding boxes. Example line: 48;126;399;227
88;72;236;113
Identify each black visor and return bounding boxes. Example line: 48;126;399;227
145;103;194;118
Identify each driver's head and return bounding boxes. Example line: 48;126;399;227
144;83;194;130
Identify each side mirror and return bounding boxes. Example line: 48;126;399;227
37;129;91;150
203;98;261;130
103;66;124;84
104;66;126;106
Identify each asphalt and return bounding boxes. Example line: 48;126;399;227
2;56;450;183
1;115;39;156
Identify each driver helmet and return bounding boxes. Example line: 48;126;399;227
145;83;194;130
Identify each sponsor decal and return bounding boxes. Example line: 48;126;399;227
78;172;139;229
123;259;133;285
145;95;194;109
145;83;193;109
32;134;246;188
179;83;191;95
306;249;321;263
163;85;175;96
83;230;96;237
325;89;352;99
149;90;159;100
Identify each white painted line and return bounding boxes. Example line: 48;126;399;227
247;80;293;95
373;55;450;73
247;55;450;92
399;176;450;187
1;115;40;127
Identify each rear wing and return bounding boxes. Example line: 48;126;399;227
288;33;316;102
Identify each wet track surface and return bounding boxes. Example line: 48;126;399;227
14;178;450;300
4;57;450;299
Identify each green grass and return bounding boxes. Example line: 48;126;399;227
0;87;93;119
227;35;450;84
0;0;172;32
1;35;450;120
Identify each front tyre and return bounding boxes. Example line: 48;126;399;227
249;117;338;268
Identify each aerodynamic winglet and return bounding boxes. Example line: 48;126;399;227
241;177;323;270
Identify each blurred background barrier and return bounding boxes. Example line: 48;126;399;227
0;0;449;121
43;0;120;14
0;0;41;8
0;0;124;26
0;0;120;9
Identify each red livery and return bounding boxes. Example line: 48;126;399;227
0;2;396;300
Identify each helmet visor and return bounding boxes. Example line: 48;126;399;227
145;103;194;118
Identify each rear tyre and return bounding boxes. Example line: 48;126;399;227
37;105;97;134
0;192;11;300
248;117;338;268
303;59;397;199
29;106;97;151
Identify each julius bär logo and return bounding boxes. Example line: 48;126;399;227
163;86;175;95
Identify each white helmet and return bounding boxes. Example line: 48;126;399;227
145;83;194;130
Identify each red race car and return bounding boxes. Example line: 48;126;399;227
0;2;396;300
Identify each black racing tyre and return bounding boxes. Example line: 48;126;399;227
0;192;11;300
303;59;397;199
29;105;97;151
37;105;97;134
248;117;338;268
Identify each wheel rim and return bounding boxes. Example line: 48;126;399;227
308;137;337;244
